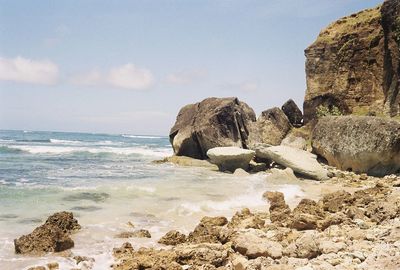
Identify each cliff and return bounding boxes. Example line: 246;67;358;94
304;0;400;123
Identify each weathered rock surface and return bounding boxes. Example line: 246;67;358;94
153;156;219;171
312;116;400;176
256;145;329;180
282;99;303;127
14;212;80;255
115;229;151;239
304;1;400;123
207;147;255;172
232;229;283;259
169;97;256;159
281;135;307;151
248;107;292;147
158;230;187;246
113;177;400;270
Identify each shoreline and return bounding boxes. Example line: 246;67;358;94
7;160;399;270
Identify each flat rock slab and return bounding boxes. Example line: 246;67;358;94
255;145;328;180
207;147;255;172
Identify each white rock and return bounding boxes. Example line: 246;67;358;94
234;168;250;176
267;168;298;182
281;135;307;150
207;147;255;172
232;229;283;259
255;145;329;180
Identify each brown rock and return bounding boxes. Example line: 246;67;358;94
248;107;292;147
264;191;291;225
14;211;80;255
321;190;354;213
304;1;400;123
228;208;265;230
158;230;187;246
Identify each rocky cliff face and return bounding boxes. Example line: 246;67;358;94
304;0;400;123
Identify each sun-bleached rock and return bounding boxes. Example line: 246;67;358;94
256;145;329;180
207;147;255;172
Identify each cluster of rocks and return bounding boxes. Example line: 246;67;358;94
167;95;400;178
112;178;400;270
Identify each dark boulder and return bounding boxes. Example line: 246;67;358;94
169;97;256;159
281;99;303;127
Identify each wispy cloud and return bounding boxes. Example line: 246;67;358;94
165;69;207;85
220;81;259;92
71;64;154;90
0;56;59;85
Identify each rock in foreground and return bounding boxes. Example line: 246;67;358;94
169;97;256;159
256;145;329;180
312;116;400;176
14;211;81;255
207;147;255;172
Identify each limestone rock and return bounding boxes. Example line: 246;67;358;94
264;191;291;225
187;216;227;244
304;1;400;123
312;116;400;176
14;212;80;255
281;135;307;150
256;145;329;180
207;147;255;172
282;99;303;127
154;156;218;170
232;229;283;259
115;229;151;239
158;230;187;246
169;97;256;159
248;107;292;147
266;168;299;182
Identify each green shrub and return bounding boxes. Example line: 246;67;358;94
316;105;343;118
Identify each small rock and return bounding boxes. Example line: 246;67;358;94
158;230;187;246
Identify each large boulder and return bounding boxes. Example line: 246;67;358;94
207;147;255;172
169;97;256;159
312;116;400;176
14;212;81;255
248;107;292;147
304;1;400;123
256;145;329;180
281;99;303;127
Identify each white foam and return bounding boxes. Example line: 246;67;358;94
7;145;172;157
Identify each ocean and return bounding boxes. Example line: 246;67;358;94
0;130;305;269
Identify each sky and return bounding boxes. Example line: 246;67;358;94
0;0;383;135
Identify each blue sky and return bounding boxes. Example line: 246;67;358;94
0;0;382;135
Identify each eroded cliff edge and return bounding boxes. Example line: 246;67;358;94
304;0;400;123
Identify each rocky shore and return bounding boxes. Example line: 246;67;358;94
111;174;400;270
14;0;400;269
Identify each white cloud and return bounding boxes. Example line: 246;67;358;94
220;81;259;92
71;64;154;90
165;69;207;85
0;56;59;85
107;64;154;90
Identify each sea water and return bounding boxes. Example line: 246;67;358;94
0;130;305;270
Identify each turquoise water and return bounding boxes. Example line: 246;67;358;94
0;130;304;270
